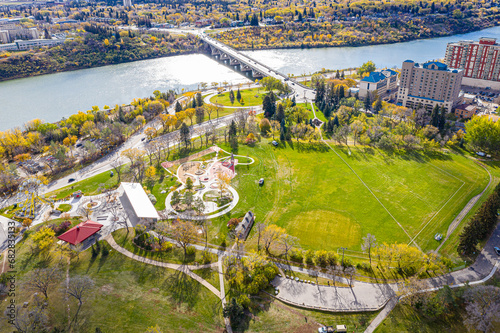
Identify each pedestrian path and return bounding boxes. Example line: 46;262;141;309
104;234;220;298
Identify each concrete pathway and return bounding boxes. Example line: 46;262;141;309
436;161;492;252
104;234;220;298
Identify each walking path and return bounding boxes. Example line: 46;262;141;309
104;234;220;297
436;161;492;252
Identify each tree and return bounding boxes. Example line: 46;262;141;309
463;285;500;333
229;90;235;105
179;123;191;149
223;298;245;329
374;98;382;114
464;115;500;153
31;226;55;252
236;88;242;102
66;275;95;331
261;224;286;255
9;296;48;333
175;101;182;113
260;118;271;135
110;156;124;183
25;267;61;299
195;92;203;107
216;171;231;199
361;233;377;266
357;61;376;76
195;107;205;124
170;220;197;256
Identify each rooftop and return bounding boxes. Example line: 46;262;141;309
361;69;398;83
121;182;160;219
57;220;103;245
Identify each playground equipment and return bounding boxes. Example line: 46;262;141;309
15;176;52;219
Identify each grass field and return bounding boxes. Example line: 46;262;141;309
210;87;271;107
1;238;223;333
225;140;489;254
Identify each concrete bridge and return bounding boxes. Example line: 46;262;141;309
201;35;286;80
199;33;316;102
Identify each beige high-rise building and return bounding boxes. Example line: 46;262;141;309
397;60;463;113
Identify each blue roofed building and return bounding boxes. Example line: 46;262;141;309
359;69;399;101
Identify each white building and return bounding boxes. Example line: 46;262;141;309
119;182;159;228
123;0;132;6
359;69;398;101
0;38;66;51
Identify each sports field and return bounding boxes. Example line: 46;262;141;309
229;141;489;252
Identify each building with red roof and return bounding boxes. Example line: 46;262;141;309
57;220;103;245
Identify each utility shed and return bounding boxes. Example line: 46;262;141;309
234;211;255;240
119;182;159;228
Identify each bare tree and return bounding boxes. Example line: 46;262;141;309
110;156;124;183
344;266;356;287
9;295;48;333
77;205;93;221
361;233;377;267
170;220;197;257
279;234;299;260
255;223;266;252
24;267;62;299
66;275;95;332
463;285;500;333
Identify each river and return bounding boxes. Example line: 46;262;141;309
1;25;500;131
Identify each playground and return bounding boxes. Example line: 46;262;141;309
163;146;254;219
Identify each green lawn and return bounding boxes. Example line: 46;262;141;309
222;141;488;254
209;87;271;107
1;236;223;333
375;272;500;332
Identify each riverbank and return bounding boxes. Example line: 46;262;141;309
0;30;203;82
213;14;500;51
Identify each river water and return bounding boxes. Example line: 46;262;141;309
1;25;500;130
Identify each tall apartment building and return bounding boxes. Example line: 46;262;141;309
445;38;500;87
397;60;463;113
123;0;132;7
359;69;398;101
0;26;39;43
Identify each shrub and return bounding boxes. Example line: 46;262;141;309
186;246;196;256
289;249;303;263
304;249;315;266
161;241;173;252
202;250;212;264
314;250;328;267
227;218;241;230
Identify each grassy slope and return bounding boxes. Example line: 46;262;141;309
209;87;270;107
1;236;223;333
226;141;488;253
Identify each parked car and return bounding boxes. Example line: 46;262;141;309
476;152;486;157
68;178;75;183
318;326;335;333
271;140;279;146
258;178;264;185
494;246;500;256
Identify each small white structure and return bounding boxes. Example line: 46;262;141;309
119;182;159;228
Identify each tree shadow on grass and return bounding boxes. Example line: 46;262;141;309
296;142;329;153
162;269;201;309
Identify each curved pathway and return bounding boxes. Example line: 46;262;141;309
104;234;221;298
436;161;493;252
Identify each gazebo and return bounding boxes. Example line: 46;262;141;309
57;220;103;245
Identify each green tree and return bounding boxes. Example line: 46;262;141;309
175;101;182;113
464;115;500;153
236;88;242;102
223;298;245;328
180;123;191;149
229;90;235;105
357;61;376;76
